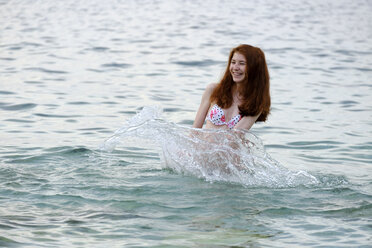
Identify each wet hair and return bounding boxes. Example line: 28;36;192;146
210;44;271;122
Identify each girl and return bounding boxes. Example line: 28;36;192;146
193;44;271;130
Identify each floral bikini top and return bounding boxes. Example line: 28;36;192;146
207;104;242;129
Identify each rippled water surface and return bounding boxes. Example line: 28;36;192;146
1;0;372;247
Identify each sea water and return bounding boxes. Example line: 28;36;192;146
1;0;371;247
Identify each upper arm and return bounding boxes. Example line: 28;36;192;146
192;83;217;128
233;113;260;130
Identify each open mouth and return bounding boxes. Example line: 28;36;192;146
232;72;243;77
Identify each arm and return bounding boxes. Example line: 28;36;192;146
233;113;260;130
192;83;217;128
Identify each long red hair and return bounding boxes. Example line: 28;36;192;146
210;44;271;122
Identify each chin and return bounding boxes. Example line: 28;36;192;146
233;79;244;84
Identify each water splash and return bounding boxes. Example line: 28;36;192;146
101;106;319;187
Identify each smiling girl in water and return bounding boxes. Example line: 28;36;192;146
193;44;271;130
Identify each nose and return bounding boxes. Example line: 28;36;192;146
232;63;240;71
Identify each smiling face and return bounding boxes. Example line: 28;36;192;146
229;52;247;84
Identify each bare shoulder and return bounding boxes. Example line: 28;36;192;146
198;83;217;105
206;82;218;91
204;83;218;95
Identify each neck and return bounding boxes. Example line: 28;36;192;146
232;83;243;97
232;83;243;104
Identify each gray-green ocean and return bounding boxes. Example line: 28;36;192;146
1;0;371;247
